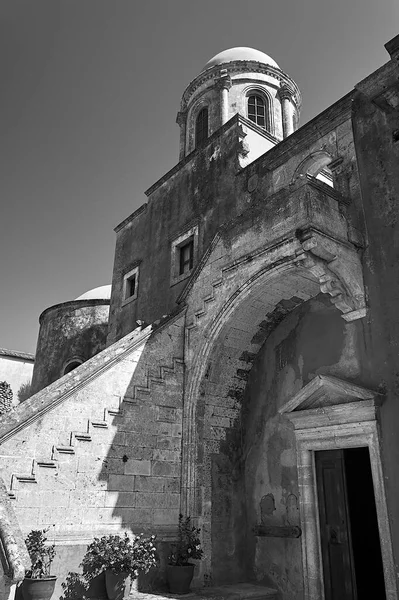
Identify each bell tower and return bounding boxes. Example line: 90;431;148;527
177;47;301;159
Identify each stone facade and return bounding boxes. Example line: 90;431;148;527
2;39;399;600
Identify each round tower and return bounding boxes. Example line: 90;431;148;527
177;47;301;159
31;285;111;394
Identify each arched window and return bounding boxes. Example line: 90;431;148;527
64;360;82;375
247;94;267;130
195;108;208;147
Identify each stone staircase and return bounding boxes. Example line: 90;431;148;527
6;357;184;501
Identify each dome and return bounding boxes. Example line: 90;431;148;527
202;47;279;72
75;285;111;301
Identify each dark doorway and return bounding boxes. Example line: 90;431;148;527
315;447;386;600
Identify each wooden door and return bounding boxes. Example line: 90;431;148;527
315;450;357;600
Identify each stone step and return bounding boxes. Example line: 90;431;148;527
129;583;278;600
196;583;278;600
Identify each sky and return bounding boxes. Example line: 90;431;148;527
1;0;398;354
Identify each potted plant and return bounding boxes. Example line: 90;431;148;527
167;514;203;594
21;529;56;600
80;533;158;600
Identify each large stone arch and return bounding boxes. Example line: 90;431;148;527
180;177;367;587
184;265;320;576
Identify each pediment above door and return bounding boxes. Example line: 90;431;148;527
279;375;382;430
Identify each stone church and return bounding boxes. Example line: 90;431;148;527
1;35;399;600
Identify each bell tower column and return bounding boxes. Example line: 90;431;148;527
176;111;187;160
217;71;232;126
279;87;295;138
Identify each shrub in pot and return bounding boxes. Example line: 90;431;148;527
21;529;56;600
80;533;158;600
167;514;203;595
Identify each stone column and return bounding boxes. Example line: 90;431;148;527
176;111;187;160
279;87;294;138
217;71;232;126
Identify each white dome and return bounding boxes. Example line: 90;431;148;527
75;285;111;301
202;47;279;72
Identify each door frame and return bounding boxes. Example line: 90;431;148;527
280;376;397;600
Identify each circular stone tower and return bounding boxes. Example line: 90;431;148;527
177;47;301;159
30;285;111;395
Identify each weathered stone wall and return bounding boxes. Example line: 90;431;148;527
109;91;360;350
238;296;364;599
108;117;250;345
351;48;399;575
0;314;185;597
31;300;110;394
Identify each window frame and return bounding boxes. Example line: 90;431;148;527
195;107;209;148
170;225;199;286
122;265;139;306
244;88;273;133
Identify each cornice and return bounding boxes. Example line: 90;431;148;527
39;299;110;324
240;92;354;176
144;114;242;197
114;203;147;233
181;61;301;111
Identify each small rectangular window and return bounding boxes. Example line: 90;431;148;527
170;225;198;285
122;266;139;305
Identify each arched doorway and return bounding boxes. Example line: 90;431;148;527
181;229;390;598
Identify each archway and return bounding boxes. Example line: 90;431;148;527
183;263;323;582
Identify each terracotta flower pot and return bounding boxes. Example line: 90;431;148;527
166;564;195;595
105;571;132;600
21;577;57;600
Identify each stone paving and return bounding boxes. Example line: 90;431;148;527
129;583;278;600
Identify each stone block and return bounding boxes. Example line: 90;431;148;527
151;461;180;477
108;474;135;491
152;449;181;462
117;508;153;526
164;478;181;493
135;492;180;509
153;508;180;526
104;491;136;508
156;436;182;451
134;476;165;492
124;459;151;476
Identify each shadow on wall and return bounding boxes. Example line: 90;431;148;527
208;294;366;594
93;317;185;592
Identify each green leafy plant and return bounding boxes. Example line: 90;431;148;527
168;514;203;566
80;533;158;579
25;529;56;578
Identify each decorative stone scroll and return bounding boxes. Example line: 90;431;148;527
294;229;367;322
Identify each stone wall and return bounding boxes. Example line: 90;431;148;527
0;314;185;597
351;43;399;576
31;300;110;395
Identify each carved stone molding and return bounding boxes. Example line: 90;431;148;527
216;74;232;90
294;230;367;321
176;111;187;126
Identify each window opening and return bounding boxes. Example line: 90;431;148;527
126;274;136;299
122;266;139;304
179;239;194;275
196;108;208;147
248;95;267;130
64;361;82;375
